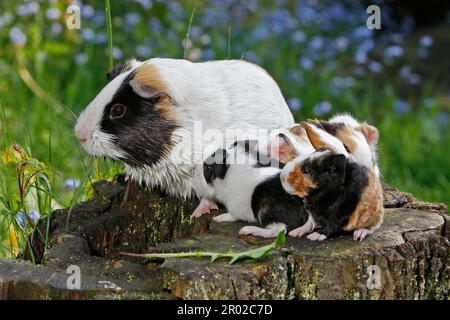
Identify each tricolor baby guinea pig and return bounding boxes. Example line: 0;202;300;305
203;145;309;238
281;148;384;241
74;58;295;215
304;114;380;176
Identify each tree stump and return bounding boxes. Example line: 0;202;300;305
0;178;448;300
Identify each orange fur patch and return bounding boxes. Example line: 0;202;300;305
287;165;317;197
335;127;357;154
131;64;175;119
132;63;167;92
343;170;384;231
301;122;330;151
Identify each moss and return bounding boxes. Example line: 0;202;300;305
295;269;323;300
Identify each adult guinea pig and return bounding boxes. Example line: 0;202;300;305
74;58;294;210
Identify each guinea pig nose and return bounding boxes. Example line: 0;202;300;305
75;129;87;144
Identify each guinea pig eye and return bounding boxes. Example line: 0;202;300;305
110;104;126;119
301;166;311;174
328;165;337;176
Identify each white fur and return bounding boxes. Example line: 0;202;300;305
212;147;281;223
239;223;286;238
304;123;349;156
329;113;380;176
75;58;294;199
288;214;316;238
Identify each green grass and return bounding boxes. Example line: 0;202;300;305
0;1;448;258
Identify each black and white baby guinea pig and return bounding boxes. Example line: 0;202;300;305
256;124;316;165
281;148;384;241
203;145;309;238
74;58;295;208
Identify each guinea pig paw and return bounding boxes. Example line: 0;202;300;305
288;227;308;238
213;213;238;223
239;226;280;238
353;228;372;241
306;232;327;241
191;199;218;218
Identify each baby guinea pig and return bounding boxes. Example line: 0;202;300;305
255;124;316;164
203;146;309;238
74;58;295;216
281;149;384;241
305;114;380;176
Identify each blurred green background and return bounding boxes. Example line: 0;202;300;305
0;0;449;258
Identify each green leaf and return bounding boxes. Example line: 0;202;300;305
121;230;286;265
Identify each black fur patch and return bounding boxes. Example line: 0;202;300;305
302;152;369;237
309;120;345;136
232;139;284;169
100;75;177;168
203;149;229;184
106;59;136;81
252;173;308;231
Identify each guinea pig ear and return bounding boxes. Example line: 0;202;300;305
106;59;137;81
329;154;347;184
130;80;172;107
270;133;298;163
358;123;379;145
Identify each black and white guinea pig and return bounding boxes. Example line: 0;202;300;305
281;148;384;241
74;58;294;208
256;124;316;164
203;145;309;238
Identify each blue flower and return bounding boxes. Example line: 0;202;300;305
354;49;367;64
368;61;383;73
15;210;40;229
51;23;62;35
352;26;372;39
419;35;433;47
334;36;349;51
393;99;410;114
112;47;123;60
436;112;449;126
384;45;404;59
81;5;95;19
9;27;27;46
288;98;302;111
309;36;324;51
292;31;306;43
75;53;88;65
124;12;141;27
16;2;40;16
135;0;153;9
313;101;332;116
81;28;95;41
64;178;81;190
299;57;314;70
46;8;61;20
202;49;215;60
399;65;412;79
136;45;152;57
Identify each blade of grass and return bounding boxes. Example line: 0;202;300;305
183;7;196;59
227;25;231;59
105;0;113;69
